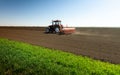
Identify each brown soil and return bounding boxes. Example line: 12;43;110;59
0;27;120;64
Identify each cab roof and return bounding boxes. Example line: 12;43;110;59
52;20;61;22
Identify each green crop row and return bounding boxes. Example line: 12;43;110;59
0;38;120;75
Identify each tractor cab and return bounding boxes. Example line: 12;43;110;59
52;20;61;26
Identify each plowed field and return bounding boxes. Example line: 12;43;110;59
0;27;120;64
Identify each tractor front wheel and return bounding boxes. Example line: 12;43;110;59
45;28;50;33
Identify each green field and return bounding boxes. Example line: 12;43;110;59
0;38;120;75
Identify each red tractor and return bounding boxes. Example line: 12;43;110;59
45;20;75;34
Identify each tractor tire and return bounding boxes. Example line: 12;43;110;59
55;27;60;33
45;28;50;33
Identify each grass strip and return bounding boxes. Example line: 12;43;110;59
0;38;120;75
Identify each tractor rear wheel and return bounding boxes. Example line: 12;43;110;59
55;27;60;33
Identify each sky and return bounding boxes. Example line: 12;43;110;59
0;0;120;27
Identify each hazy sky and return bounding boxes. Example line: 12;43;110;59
0;0;120;27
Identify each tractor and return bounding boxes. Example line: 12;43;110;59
45;20;75;34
